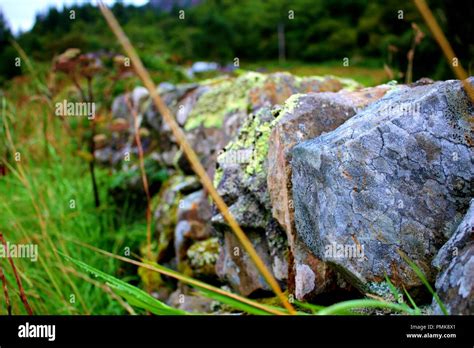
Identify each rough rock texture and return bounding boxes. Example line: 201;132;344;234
96;86;151;166
210;75;360;296
432;199;473;314
292;79;474;292
211;106;288;296
215;229;277;296
187;237;220;279
144;83;207;168
153;175;201;263
98;72;357;176
182;73;355;175
267;87;390;299
174;189;213;268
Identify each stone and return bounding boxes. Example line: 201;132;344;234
432;199;474;314
143;82;202;167
153;175;200;263
212;107;289;296
215;229;276;296
187;237;220;279
210;74;361;296
176;72;358;175
111;86;149;130
267;87;390;299
96;86;151;166
174;189;213;269
100;72;358;174
167;289;215;313
292;78;474;292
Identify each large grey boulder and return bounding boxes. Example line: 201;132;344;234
292;78;474;292
432;199;473;314
267;87;389;299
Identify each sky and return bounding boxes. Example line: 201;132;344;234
0;0;148;35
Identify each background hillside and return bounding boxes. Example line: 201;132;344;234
1;0;473;85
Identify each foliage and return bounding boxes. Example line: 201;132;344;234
60;253;186;315
1;0;472;85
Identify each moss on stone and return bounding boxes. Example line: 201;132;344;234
154;175;191;261
279;93;304;115
244;117;273;177
213;165;223;188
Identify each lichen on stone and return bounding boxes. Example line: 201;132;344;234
213;92;312;187
214;107;275;184
184;72;266;131
279;93;304;115
328;75;361;91
366;281;396;300
187;237;219;276
209;73;360;188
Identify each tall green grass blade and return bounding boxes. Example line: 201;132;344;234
398;251;448;315
402;286;421;314
294;300;325;314
67;241;285;315
59;252;186;315
316;299;415;315
384;274;413;313
138;259;283;315
195;288;271;315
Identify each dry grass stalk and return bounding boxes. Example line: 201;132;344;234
124;95;153;272
67;237;288;315
0;233;33;315
98;1;295;314
0;266;12;315
413;0;474;105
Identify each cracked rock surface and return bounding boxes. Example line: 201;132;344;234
432;199;473;314
291;78;474;291
267;86;389;299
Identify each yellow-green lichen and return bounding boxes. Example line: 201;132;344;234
215;108;274;182
187;237;219;276
213;164;223;188
279;93;304;115
210;73;360;188
326;75;361;91
184;72;266;131
244;117;273;177
214;94;307;186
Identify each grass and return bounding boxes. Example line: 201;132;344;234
0;88;149;314
0;153;149;315
246;59;391;86
60;243;437;316
1;73;445;316
0;64;443;316
0;8;447;316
